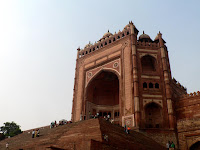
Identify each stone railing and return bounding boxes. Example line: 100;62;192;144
136;41;159;48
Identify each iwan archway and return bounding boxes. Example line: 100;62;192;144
85;70;120;123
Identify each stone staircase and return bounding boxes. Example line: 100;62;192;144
0;119;165;150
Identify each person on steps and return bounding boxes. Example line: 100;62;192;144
166;141;170;150
170;141;175;149
32;130;35;138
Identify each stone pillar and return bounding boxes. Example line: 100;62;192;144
123;41;133;115
71;48;81;122
131;24;140;127
74;62;84;122
159;33;174;129
132;44;140;127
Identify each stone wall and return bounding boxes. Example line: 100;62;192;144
176;92;200;150
141;130;177;148
177;118;200;150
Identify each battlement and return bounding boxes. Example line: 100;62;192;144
78;28;131;58
172;77;187;92
77;21;165;59
181;91;200;99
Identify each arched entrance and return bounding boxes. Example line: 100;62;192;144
190;141;200;150
145;102;163;128
85;71;119;122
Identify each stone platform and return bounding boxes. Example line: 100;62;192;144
0;118;165;150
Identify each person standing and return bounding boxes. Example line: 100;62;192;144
6;142;9;149
96;112;99;118
124;124;127;132
37;129;40;137
166;141;170;150
170;141;175;149
32;130;35;138
107;114;110;121
34;130;37;138
55;120;57;127
127;127;130;134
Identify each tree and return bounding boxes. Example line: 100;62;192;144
0;122;22;137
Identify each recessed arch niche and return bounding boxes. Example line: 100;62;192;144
141;55;157;72
85;70;119;121
145;102;163;128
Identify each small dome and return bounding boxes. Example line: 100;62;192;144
84;42;92;49
103;30;113;38
139;31;151;40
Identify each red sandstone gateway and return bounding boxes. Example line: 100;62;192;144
71;21;200;149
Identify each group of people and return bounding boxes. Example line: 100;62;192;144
88;111;100;119
50;120;72;128
166;141;175;149
50;121;57;128
88;111;114;123
32;129;39;138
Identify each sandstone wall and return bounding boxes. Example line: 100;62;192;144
176;92;200;150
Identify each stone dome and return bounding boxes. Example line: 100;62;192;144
139;31;151;40
103;30;113;38
84;42;93;49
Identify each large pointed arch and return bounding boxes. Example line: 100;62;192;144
190;141;200;150
84;69;121;123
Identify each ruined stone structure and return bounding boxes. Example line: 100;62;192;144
71;21;200;149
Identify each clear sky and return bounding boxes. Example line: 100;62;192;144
0;0;200;130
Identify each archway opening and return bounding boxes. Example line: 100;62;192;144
145;102;163;128
141;55;156;72
190;141;200;150
86;71;119;122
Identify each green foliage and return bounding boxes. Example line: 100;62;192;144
0;121;22;137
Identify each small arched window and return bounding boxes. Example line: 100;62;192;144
93;47;95;51
109;40;111;43
101;44;103;48
105;42;107;45
117;36;120;39
122;33;125;37
149;83;153;88
127;31;129;35
113;38;115;42
85;51;88;54
89;49;91;53
143;82;147;88
155;83;159;89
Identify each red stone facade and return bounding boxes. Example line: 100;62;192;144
71;21;200;149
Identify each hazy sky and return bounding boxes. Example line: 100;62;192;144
0;0;200;130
